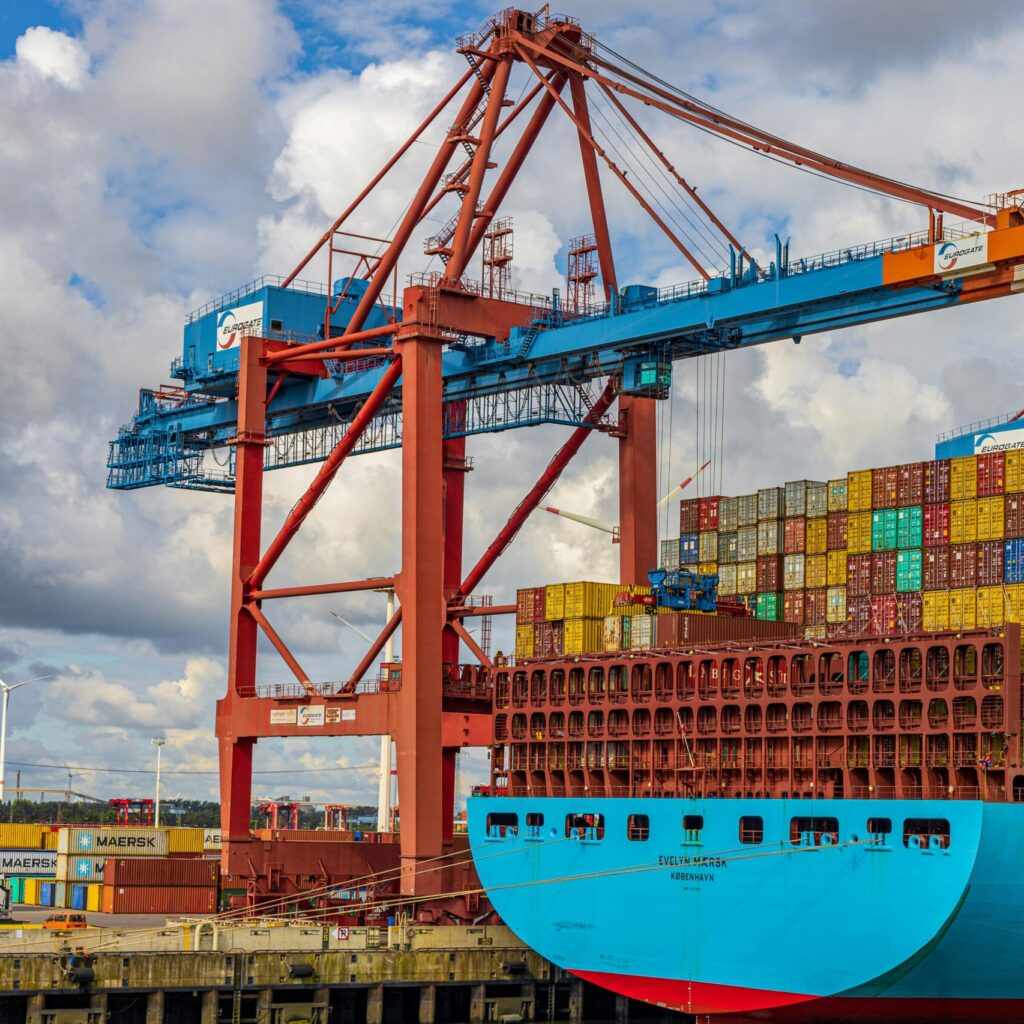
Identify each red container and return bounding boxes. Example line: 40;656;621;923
870;594;898;635
680;498;700;535
978;540;1004;587
895;592;923;634
756;555;784;593
783;517;806;554
698;496;720;532
923;503;950;547
532;588;546;623
949;543;978;588
923;460;951;504
1007;494;1024;539
102;885;218;915
783;591;805;625
826;511;848;550
870;551;897;595
897;462;924;507
103;857;218;888
516;589;534;622
804;588;827;626
847;595;872;636
533;621;563;658
872;466;899;509
923;547;950;590
846;553;872;597
977;452;1005;497
656;612;799;647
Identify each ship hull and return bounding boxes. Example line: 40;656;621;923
467;797;1024;1020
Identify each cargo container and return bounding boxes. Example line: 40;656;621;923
602;615;622;652
563;618;603;656
758;487;784;521
923;459;951;504
57;855;105;883
698;561;718;577
718;496;738;533
949;588;977;629
102;885;218;915
870;595;897;635
977;586;1005;626
533;621;563;658
923;591;949;631
1008;452;1024;494
847;512;872;553
806;482;828;519
783;554;805;591
756;520;783;556
39;882;55;907
58;828;170;857
756;592;781;621
977;451;1005;497
871;509;897;551
103;856;219;888
847;470;872;512
826;550;847;587
872;466;899;509
826;511;848;550
654;612;798;647
516;588;536;623
804;624;826;641
564;582;623;619
951;500;978;544
629;614;653;651
805;588;827;626
897;462;924;506
923;546;951;590
870;551;896;594
680;533;699;564
166;828;207;855
896;506;923;549
895;592;923;633
950;543;978;588
680;498;700;534
783;517;805;554
736;561;756;595
977;496;1005;541
532;587;546;622
515;624;534;659
826;586;847;625
660;537;680;568
784;480;823;518
827;478;848;512
0;824;45;849
736;493;758;527
783;591;804;625
1006;582;1024;622
1006;494;1024;538
978;540;1004;587
87;883;101;912
0;850;56;876
895;549;922;593
845;594;871;637
698;531;718;563
756;556;783;593
545;584;565;622
923;503;950;546
718;532;738;565
22;879;40;905
847;553;871;597
717;564;737;596
8;878;23;903
1006;539;1024;584
736;526;758;562
804;517;827;555
805;554;827;590
698;496;720;532
951;456;978;500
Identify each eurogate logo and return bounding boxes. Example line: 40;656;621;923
974;427;1024;454
933;234;988;275
216;300;264;351
936;241;961;272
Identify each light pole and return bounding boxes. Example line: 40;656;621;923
151;738;166;827
0;676;53;805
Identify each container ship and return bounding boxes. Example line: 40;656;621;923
468;436;1024;1021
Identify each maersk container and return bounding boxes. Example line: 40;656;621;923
870;509;897;551
718;496;738;533
680;533;699;564
755;592;781;621
718;532;738;565
896;506;923;549
896;549;922;592
57;855;105;883
827;478;848;512
1006;539;1024;584
0;850;56;877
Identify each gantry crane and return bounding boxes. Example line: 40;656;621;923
107;9;1024;900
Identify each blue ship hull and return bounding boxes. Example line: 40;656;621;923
467;796;1024;1020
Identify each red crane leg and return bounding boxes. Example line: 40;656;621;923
395;332;445;895
618;395;658;585
218;336;267;871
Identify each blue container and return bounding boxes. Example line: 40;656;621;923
353;831;363;842
40;882;55;907
1005;539;1024;583
71;884;88;910
680;533;699;563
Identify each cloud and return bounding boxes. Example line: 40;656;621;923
15;26;89;88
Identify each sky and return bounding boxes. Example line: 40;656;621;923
0;0;1022;810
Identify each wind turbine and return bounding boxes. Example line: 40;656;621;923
0;675;53;805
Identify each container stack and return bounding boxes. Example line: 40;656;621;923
0;823;60;907
658;451;1024;639
102;856;218;914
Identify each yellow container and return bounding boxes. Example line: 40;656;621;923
86;883;102;913
948;588;977;629
977;586;1005;626
805;518;827;555
515;624;534;659
826;586;847;624
827;549;848;587
698;562;718;576
923;591;949;632
847;512;873;553
950;500;978;544
847;470;873;512
563;617;604;656
977;496;1005;541
1006;452;1024;493
23;878;40;905
950;456;978;500
0;824;45;849
564;581;624;619
804;624;827;640
805;554;827;589
544;583;565;622
167;827;205;854
827;478;848;512
1005;583;1024;623
736;561;756;594
42;831;59;850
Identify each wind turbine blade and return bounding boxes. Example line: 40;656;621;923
330;611;374;643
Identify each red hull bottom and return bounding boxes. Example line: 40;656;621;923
574;969;1024;1022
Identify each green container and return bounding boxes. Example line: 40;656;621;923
897;506;923;549
896;548;923;592
8;877;23;903
871;509;898;551
756;592;781;621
